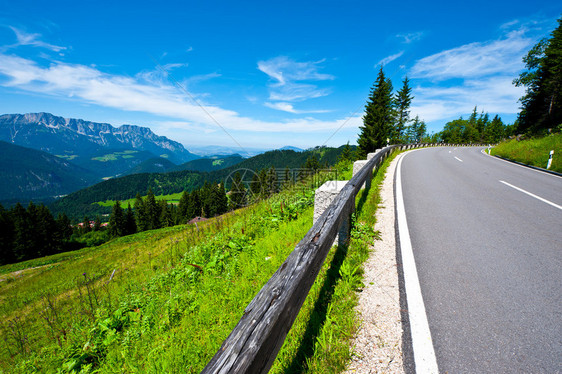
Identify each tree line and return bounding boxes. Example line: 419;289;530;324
514;17;561;135
438;107;514;144
0;202;75;264
358;70;429;157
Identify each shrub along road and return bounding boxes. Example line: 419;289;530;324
398;146;561;373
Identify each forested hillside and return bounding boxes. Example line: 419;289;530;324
49;146;352;219
0;141;98;204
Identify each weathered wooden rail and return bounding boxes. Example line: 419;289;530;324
201;143;485;373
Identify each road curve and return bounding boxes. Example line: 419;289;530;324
398;146;562;373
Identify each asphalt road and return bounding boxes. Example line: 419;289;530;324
399;146;562;373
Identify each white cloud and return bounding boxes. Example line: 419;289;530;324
376;51;404;67
410;77;524;122
407;23;536;123
8;27;66;52
396;31;424;44
257;56;334;102
410;30;532;81
0;53;357;134
264;101;331;114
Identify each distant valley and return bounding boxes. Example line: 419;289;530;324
0;113;253;204
0;112;344;216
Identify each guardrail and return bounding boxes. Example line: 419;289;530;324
201;143;484;373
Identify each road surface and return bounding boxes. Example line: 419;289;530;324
398;146;561;373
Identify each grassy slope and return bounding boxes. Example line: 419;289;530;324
491;133;562;173
1;154;390;373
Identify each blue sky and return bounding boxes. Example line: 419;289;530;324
0;1;559;151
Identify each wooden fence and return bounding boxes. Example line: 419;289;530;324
201;143;485;373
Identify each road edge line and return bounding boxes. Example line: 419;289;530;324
396;151;439;374
480;149;562;179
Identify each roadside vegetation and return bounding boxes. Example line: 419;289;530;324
0;149;397;373
491;133;561;173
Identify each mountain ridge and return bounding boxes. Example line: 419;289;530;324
0;112;199;164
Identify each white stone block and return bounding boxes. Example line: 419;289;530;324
314;180;350;247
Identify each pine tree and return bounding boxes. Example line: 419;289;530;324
229;172;247;209
125;203;137;235
12;203;33;261
159;200;173;227
187;190;202;219
35;204;59;256
0;204;15;265
200;182;213;217
283;167;291;190
178;190;190;223
249;171;262;200
56;213;73;241
393;76;413;143
483;115;505;143
258;169;268;197
304;155;320;170
358;67;394;156
145;188;160;230
214;183;228;216
134;193;148;232
109;201;125;237
338;141;353;162
266;167;278;195
93;216;102;231
514;18;562;134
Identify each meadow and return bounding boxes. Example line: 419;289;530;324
491;133;561;173
0;153;397;373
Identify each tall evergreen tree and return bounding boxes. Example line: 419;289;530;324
12;203;33;261
125;203;137;235
56;213;73;242
249;171;262;199
514;18;562;133
393;76;413;143
186;190;202;219
483;115;505;143
0;204;15;264
229;172;246;209
358;67;394;156
177;190;190;223
266;167;278;195
134;193;148;232
82;215;91;234
214;183;228;216
144;188;160;230
109;201;125;237
338;142;353;162
159;200;173;227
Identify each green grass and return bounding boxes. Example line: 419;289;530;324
491;133;562;173
270;152;397;373
0;167;339;372
95;192;184;208
91;151;139;162
0;157;393;373
55;155;79;161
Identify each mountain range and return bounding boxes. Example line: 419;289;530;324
0;113;206;202
0;112;344;212
0;112;198;165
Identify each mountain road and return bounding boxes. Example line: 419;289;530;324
398;146;561;373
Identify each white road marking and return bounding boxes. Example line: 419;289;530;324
500;180;562;211
454;156;463;162
481;148;562;179
396;152;440;374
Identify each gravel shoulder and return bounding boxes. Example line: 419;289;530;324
344;155;404;374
